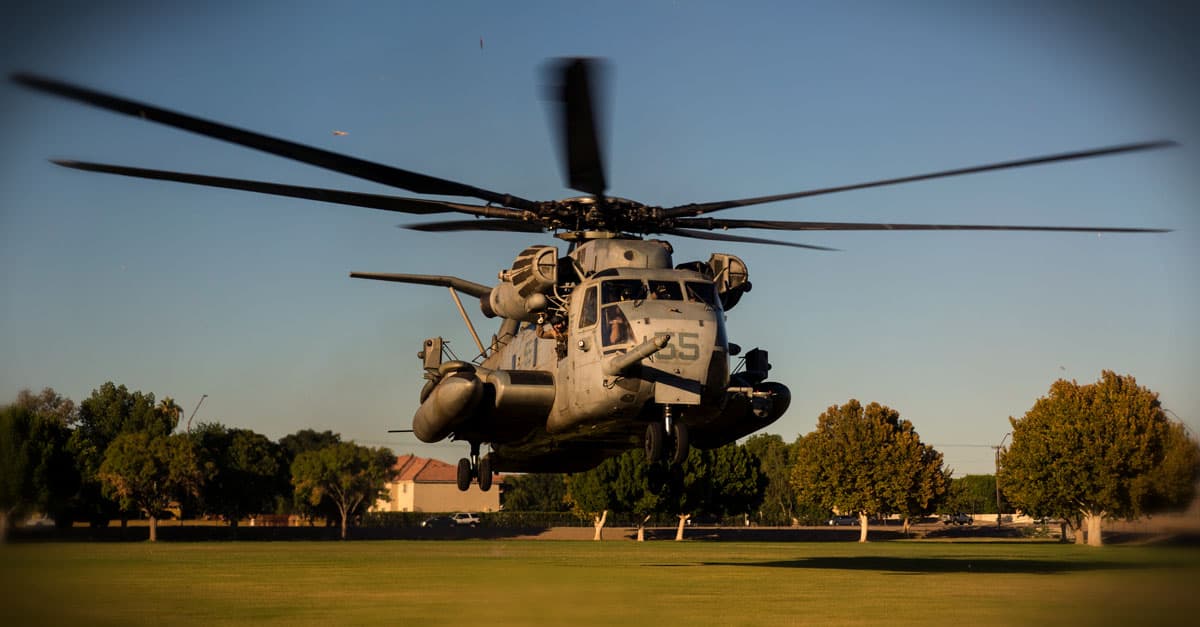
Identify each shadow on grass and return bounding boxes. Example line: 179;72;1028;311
695;556;1143;574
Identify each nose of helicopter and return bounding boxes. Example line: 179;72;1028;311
625;302;727;405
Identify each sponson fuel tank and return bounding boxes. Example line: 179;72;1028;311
412;369;483;443
412;365;557;444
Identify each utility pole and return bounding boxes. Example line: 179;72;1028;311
993;432;1011;528
186;394;208;433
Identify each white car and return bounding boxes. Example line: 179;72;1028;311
451;512;481;527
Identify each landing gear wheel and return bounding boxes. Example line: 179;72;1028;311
669;423;690;466
456;458;472;492
477;455;493;492
645;422;665;463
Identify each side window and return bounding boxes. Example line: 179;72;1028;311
579;286;598;328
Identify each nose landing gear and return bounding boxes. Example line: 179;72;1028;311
644;405;690;466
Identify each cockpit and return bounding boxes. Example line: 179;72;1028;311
577;277;725;349
599;278;720;307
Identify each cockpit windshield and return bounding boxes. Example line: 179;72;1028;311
601;279;646;304
647;280;683;301
599;278;718;306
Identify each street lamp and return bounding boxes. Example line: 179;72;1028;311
993;432;1011;528
186;394;208;433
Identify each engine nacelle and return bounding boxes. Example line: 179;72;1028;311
480;281;548;322
509;245;558;297
676;253;752;311
478;245;558;321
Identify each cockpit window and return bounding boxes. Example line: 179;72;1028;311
646;280;683;301
579;286;598;328
685;281;720;308
601;279;646;304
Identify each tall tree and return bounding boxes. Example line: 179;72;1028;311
1000;372;1200;546
743;434;798;526
70;382;176;526
156;397;183;430
0;404;75;540
503;473;569;511
790;399;948;542
192;423;283;527
290;442;395;540
97;432;202;541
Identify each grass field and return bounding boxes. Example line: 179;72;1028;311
2;539;1197;626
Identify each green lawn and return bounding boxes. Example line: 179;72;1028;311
2;540;1197;626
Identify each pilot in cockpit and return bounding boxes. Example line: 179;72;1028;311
604;307;631;345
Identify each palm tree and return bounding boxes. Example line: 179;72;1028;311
157;397;183;431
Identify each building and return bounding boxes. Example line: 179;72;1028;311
371;454;503;513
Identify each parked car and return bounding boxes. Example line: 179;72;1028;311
827;516;859;526
940;512;973;525
421;515;456;528
451;512;481;527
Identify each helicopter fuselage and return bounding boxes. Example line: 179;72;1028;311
409;236;791;479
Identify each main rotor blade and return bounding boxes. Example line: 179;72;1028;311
52;160;525;218
548;58;607;197
661;228;839;251
12;72;537;210
348;272;492;298
404;219;545;233
675;217;1172;233
662;140;1178;218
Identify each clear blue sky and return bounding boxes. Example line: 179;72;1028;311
2;1;1196;475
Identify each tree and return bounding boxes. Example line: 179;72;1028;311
1000;372;1200;546
277;429;342;520
946;475;1004;515
157;397;183;430
290;442;395;540
744;434;799;526
503;473;569;512
14;387;77;425
610;452;666;542
97;432;202;541
669;444;766;540
790;399;948;542
564;459;620;541
0;403;75;540
192;423;283;527
70;382;176;526
890;437;950;534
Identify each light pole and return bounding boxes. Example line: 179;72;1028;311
186;394;208;433
993;432;1011;528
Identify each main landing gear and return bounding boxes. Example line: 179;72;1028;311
457;442;493;492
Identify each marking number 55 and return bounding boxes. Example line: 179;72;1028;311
654;331;700;361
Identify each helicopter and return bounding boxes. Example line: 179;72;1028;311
12;58;1172;492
